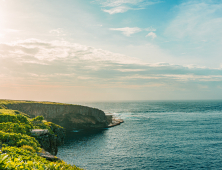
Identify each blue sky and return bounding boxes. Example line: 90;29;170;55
0;0;222;102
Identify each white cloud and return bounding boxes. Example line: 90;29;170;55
1;38;222;101
103;6;131;14
94;0;161;14
146;32;157;39
110;27;141;36
97;0;144;7
0;39;141;64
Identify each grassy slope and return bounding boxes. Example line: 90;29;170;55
0;100;83;170
0;99;73;106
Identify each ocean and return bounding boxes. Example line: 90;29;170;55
57;100;222;170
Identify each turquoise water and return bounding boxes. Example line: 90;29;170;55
57;101;222;170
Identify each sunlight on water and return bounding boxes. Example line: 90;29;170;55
58;101;222;170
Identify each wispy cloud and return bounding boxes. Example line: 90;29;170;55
165;1;222;41
94;0;161;14
0;38;141;64
146;32;157;39
163;1;222;67
1;39;222;85
110;27;142;36
103;6;131;14
110;26;156;36
1;38;222;100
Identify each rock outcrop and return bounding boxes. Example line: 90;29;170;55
33;131;58;155
6;102;110;131
30;125;65;156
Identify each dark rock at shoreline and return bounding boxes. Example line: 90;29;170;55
31;126;65;156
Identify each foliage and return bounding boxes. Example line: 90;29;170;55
0;110;31;125
0;101;82;169
31;121;54;135
21;145;36;153
0;122;32;135
0;99;74;107
0;146;82;170
32;116;44;122
44;122;63;131
0;131;40;151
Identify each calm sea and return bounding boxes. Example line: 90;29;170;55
57;100;222;170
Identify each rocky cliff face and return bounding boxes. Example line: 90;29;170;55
6;102;109;130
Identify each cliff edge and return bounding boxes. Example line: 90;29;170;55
2;100;110;131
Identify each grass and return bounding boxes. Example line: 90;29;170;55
0;99;74;106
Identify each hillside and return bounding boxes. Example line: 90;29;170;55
0;100;83;170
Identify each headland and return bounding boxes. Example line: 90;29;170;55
0;99;123;169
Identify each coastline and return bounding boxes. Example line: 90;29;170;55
108;118;124;127
0;99;124;169
106;113;124;127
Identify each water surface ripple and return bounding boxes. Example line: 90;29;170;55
58;101;222;170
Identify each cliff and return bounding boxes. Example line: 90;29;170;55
0;107;82;169
2;100;110;131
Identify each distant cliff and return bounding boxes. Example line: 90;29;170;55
3;100;110;131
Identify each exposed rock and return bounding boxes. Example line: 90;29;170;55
108;118;124;127
53;127;65;146
30;129;49;136
32;131;58;155
106;114;113;125
6;103;110;130
31;125;65;155
37;149;61;161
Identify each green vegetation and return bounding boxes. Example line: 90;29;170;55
0;99;74;106
30;116;63;135
0;101;82;170
0;146;81;169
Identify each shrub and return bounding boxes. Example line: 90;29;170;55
0;146;83;170
0;114;20;124
32;116;44;122
0;131;40;151
0;113;31;125
21;145;36;153
0;122;32;135
0;106;82;170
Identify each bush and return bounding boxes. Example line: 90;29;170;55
0;146;82;170
0;113;31;125
0;114;20;124
0;107;82;170
0;131;40;151
32;116;44;122
21;145;36;153
0;122;32;135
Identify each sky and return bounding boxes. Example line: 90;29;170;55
0;0;222;102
